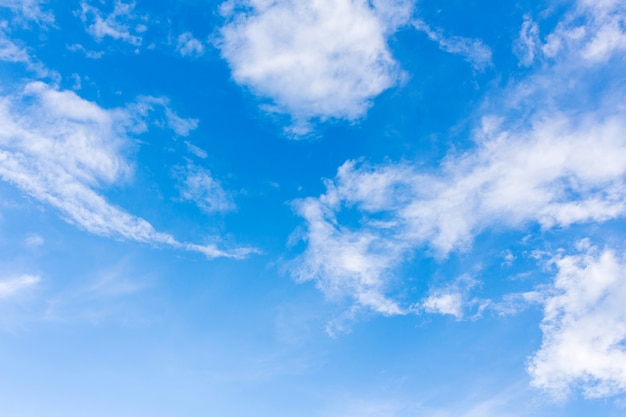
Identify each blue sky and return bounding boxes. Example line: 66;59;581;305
1;0;626;415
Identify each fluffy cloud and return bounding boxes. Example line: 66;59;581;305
420;275;488;319
528;241;626;399
292;108;626;313
218;0;412;129
0;81;253;259
542;0;626;62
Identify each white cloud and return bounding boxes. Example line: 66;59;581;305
542;0;626;63
66;43;105;59
0;274;39;298
176;32;205;57
0;0;54;24
420;275;487;319
0;81;254;259
422;292;463;318
175;164;235;214
78;1;145;46
24;233;44;247
528;241;626;399
132;96;199;136
185;141;208;159
292;106;626;314
218;0;411;128
514;16;540;66
0;26;54;78
0;31;30;63
413;20;492;69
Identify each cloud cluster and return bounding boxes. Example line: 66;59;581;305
0;81;253;259
292;109;626;314
218;0;412;129
529;241;626;399
290;0;626;399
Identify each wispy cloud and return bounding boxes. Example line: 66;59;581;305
0;30;29;63
78;1;147;47
0;25;55;78
24;233;44;247
514;16;540;66
413;19;492;69
528;240;626;400
218;0;413;132
0;274;40;298
132;95;199;136
420;275;488;320
66;43;105;59
0;0;54;25
0;81;254;259
176;31;205;57
542;0;626;63
175;163;236;214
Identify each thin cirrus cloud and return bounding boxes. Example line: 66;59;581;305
0;0;53;24
413;19;493;69
0;274;40;298
0;26;55;78
0;81;253;259
218;0;413;132
175;163;235;214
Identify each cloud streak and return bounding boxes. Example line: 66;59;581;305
0;274;39;298
0;81;254;259
413;19;492;69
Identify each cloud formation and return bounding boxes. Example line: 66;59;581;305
540;0;626;63
176;32;205;57
289;0;626;399
175;163;235;214
529;241;626;399
0;0;53;24
218;0;412;129
292;109;626;313
0;81;253;259
78;1;146;47
413;20;492;69
0;274;39;298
